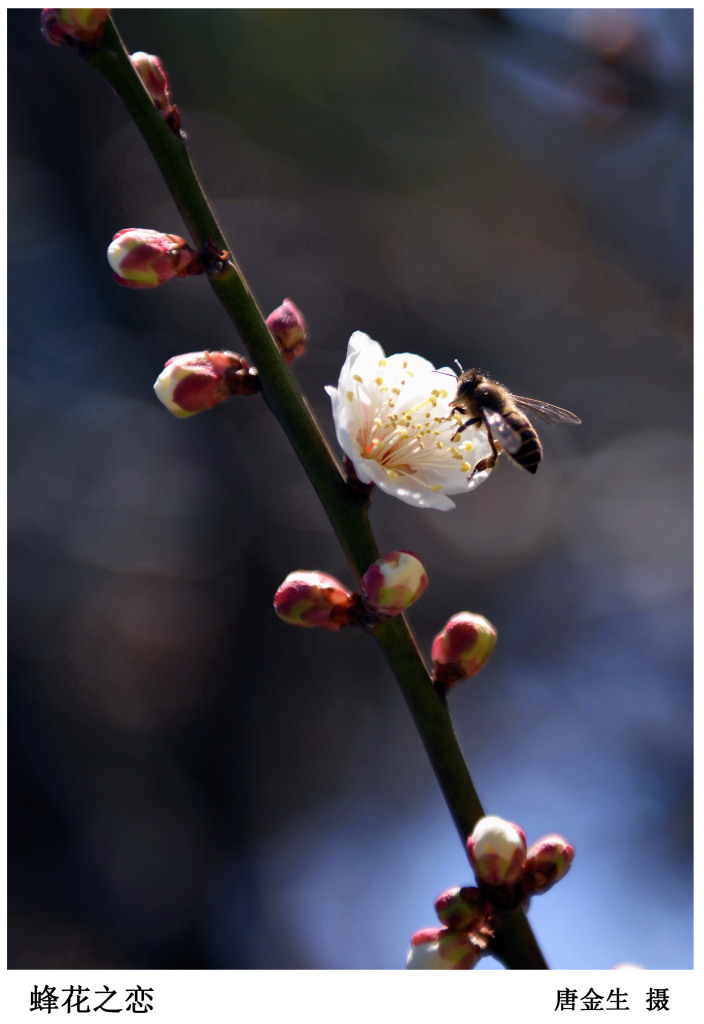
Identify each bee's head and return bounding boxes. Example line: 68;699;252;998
455;368;484;389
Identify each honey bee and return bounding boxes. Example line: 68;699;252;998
450;368;581;475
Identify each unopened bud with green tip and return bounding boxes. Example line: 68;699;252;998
273;571;360;631
434;885;485;931
108;229;203;290
41;8;110;48
431;611;497;693
523;833;574;895
266;298;308;364
466;815;527;888
154;350;260;418
406;927;482;970
360;551;428;619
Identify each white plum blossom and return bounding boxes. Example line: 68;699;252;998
325;332;493;510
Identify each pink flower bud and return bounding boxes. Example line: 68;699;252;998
40;8;110;48
523;833;574;895
406;928;451;971
130;51;172;112
406;927;482;970
153;350;260;418
434;886;485;931
431;611;497;692
130;51;182;133
107;229;202;290
265;298;309;364
360;551;428;619
466;815;527;887
273;571;359;631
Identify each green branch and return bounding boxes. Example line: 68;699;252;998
87;15;547;970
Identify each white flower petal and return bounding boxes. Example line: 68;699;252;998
359;457;458;510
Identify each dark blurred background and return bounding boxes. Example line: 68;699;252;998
8;8;692;969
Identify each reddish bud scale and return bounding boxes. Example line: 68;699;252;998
410;927;443;947
471;850;527;888
342;456;375;498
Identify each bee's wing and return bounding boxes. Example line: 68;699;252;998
482;408;523;454
513;395;581;425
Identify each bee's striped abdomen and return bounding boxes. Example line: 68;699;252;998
506;411;542;473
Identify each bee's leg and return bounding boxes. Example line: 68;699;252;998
451;415;482;442
469;430;499;477
471;456;496;475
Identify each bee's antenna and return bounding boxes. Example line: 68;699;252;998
433;369;458;379
454;358;464;373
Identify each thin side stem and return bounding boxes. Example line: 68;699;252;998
87;16;547;970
